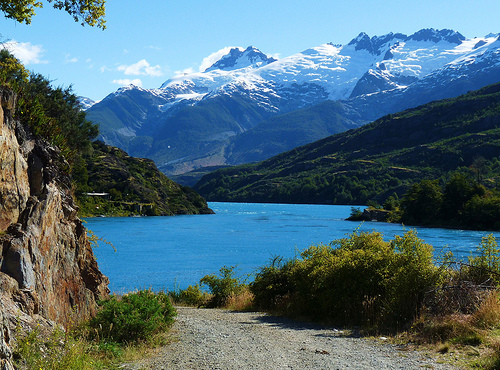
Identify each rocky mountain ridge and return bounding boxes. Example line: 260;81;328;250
0;86;109;369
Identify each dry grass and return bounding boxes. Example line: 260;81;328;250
407;290;500;368
225;286;254;311
471;291;500;330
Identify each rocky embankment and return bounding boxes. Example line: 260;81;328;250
0;86;109;369
126;307;456;370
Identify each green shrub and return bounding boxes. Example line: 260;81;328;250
464;234;500;285
251;230;442;329
200;266;244;307
170;284;209;306
251;256;296;311
295;231;394;324
87;290;176;344
384;229;440;325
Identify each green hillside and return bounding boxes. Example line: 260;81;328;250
74;141;214;217
194;83;500;205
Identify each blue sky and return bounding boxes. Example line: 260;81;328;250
2;0;499;101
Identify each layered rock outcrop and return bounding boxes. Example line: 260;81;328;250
0;86;109;368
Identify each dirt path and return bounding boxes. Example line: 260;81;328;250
123;307;457;369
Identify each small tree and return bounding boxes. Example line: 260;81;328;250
441;172;483;220
466;234;500;285
200;266;244;307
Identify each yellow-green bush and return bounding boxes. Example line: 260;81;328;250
251;230;442;329
170;284;209;306
465;234;500;285
200;266;244;307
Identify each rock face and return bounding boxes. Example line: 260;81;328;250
0;86;109;368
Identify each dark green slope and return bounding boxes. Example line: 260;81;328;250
193;83;500;205
171;100;360;186
75;141;214;216
225;100;359;165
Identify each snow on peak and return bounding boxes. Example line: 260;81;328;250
78;96;96;110
102;84;144;102
204;46;277;72
151;28;500;115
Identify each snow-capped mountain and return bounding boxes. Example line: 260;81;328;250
202;46;277;73
78;96;96;110
157;28;497;109
86;29;500;179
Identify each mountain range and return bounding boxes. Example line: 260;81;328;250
85;29;500;182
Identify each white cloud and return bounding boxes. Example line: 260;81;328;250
86;59;94;69
2;40;47;65
199;46;241;72
146;45;162;51
117;59;163;76
64;53;78;63
111;79;143;87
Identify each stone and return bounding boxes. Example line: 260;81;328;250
0;85;109;366
0;301;13;370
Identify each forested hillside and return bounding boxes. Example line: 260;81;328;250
194;83;500;206
74;141;213;216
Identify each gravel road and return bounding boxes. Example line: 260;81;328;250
124;307;457;369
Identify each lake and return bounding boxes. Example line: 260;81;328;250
86;202;500;293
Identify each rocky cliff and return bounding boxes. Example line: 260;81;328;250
0;86;109;369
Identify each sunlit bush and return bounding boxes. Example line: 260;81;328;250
87;290;176;344
200;266;244;307
170;284;209;307
251;230;441;328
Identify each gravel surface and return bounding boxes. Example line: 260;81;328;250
123;307;458;369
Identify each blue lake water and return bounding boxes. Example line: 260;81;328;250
86;202;500;294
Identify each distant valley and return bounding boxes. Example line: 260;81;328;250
85;28;500;185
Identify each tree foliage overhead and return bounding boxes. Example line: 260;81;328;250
0;0;106;28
